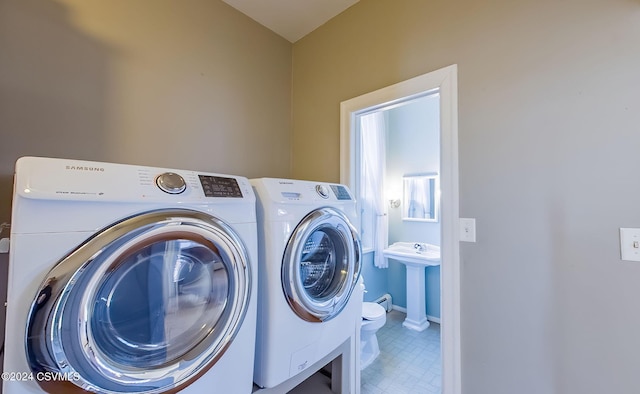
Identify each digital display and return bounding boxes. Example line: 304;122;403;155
330;185;352;200
198;175;243;198
281;192;301;199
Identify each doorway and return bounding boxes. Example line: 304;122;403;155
339;65;460;394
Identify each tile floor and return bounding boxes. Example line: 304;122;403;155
360;310;441;394
288;310;442;394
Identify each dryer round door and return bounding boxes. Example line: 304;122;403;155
26;209;252;394
282;207;361;322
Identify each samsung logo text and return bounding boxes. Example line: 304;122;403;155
66;165;105;172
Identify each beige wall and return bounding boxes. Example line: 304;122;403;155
3;0;640;392
0;0;292;223
0;0;291;367
292;0;640;393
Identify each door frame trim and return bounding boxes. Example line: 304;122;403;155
339;64;461;394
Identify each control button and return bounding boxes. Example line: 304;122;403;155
156;172;187;194
315;184;330;199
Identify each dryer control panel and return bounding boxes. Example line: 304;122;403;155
198;175;243;198
14;156;254;203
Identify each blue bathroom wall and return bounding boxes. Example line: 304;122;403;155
385;261;440;319
386;259;406;307
426;266;441;319
360;251;388;302
385;94;441;320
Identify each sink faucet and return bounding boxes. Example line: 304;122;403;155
414;243;426;252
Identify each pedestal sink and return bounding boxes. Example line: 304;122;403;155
383;242;440;331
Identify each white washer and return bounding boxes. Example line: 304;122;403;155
3;157;258;394
250;178;363;389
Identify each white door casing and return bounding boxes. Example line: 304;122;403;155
340;65;461;394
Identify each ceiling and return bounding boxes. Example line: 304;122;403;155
222;0;360;43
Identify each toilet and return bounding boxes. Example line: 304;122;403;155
360;302;387;370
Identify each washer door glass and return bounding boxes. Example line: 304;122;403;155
26;209;251;394
300;227;346;300
282;207;361;322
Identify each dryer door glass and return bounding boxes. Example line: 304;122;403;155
283;207;361;322
90;238;229;368
25;209;251;394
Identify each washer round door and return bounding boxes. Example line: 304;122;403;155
26;209;252;394
282;207;361;322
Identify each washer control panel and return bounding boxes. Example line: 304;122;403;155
330;185;352;200
156;172;187;194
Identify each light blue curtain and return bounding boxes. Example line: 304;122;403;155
360;111;388;268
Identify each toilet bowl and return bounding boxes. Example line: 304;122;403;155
360;302;387;370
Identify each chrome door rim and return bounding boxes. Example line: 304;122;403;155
282;207;361;322
26;209;251;394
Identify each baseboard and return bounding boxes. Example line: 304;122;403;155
427;315;441;324
391;304;406;313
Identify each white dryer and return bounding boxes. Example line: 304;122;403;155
3;157;258;394
250;178;363;389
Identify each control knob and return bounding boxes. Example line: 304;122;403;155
156;172;186;194
315;184;330;199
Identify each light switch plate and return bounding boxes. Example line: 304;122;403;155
460;218;476;242
620;228;640;261
0;238;8;254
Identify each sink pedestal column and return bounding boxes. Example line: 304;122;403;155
402;265;430;332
